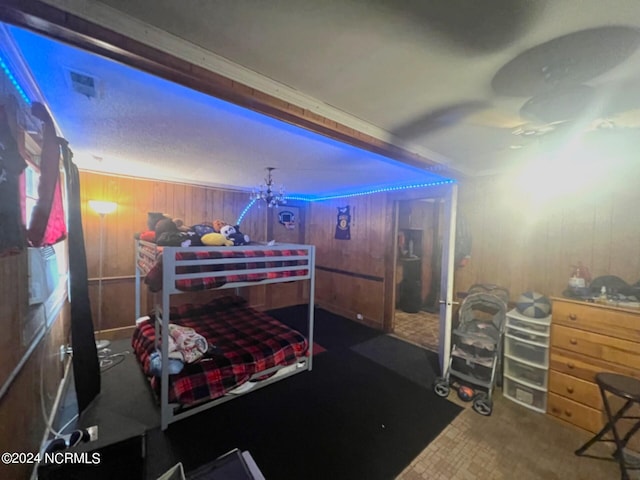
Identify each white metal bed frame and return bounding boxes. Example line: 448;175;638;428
134;240;316;430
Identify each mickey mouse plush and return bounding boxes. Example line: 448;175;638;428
220;224;250;246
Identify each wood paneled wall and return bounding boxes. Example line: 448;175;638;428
82;170;440;334
0;252;29;389
308;187;452;331
308;194;390;329
0;307;70;480
82;168;640;338
0;249;69;479
454;174;640;301
263;204;311;310
307;185;452;331
80;171;315;335
307;175;640;332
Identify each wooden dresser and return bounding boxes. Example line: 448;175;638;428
547;297;640;451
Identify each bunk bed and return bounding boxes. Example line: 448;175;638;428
133;240;316;430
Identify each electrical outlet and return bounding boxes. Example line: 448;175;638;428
59;344;72;362
356;313;363;320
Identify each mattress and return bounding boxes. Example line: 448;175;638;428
131;296;309;405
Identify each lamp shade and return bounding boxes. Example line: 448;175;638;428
88;200;117;215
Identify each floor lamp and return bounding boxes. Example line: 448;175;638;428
88;200;117;363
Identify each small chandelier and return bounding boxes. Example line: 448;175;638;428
250;167;286;207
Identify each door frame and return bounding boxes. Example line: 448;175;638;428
438;183;458;374
385;182;457;375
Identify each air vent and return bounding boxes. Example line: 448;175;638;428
68;70;97;98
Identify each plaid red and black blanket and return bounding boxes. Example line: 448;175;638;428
141;247;309;292
131;296;309;405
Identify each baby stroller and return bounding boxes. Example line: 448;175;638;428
433;284;509;415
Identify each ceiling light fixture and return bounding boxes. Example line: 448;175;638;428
250;167;286;208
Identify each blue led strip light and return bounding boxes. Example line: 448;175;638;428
243;180;455;205
236;198;257;225
0;55;31;105
309;179;455;202
236;195;313;223
283;195;314;202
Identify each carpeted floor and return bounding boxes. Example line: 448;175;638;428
268;304;382;351
141;306;461;480
146;347;461;480
68;306;461;480
351;334;441;390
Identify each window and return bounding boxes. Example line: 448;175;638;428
23;162;39;227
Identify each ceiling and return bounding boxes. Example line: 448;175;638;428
6;0;640;195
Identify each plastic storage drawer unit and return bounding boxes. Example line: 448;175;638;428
504;376;547;412
506;326;548;344
505;309;551;334
504;357;548;388
505;335;548;367
503;309;551;413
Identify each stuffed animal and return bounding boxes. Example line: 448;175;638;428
235;225;251;245
148;212;190;237
212;219;227;233
156;231;195;247
201;232;234;246
147;212;168;231
220;224;250;246
173;218;191;232
139;213;196;245
139;230;156;242
191;223;214;236
155;217;179;238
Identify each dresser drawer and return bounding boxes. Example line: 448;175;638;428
549;348;640;383
552;299;640;342
551;324;640;370
547;392;604;433
548;370;602;410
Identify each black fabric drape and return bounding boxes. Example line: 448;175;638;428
60;137;100;413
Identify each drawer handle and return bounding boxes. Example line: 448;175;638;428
567;386;574;394
564;410;572;418
569;338;578;345
567;362;575;369
551;407;560;414
569;313;577;320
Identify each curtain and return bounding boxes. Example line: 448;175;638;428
28;102;67;247
60;137;100;413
